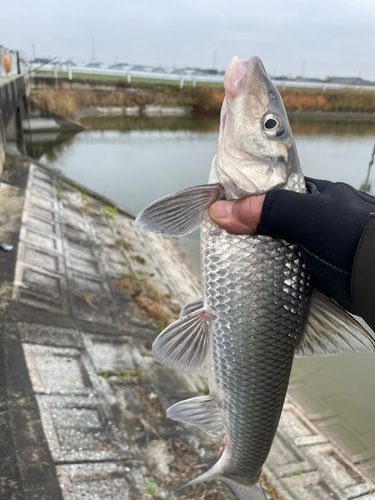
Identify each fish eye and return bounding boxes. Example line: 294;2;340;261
265;118;277;129
263;114;285;137
269;92;276;100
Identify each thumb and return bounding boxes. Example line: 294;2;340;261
209;195;266;234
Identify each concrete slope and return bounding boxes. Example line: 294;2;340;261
0;160;374;499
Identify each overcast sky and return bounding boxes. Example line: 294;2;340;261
2;0;375;80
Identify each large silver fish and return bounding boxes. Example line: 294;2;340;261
136;56;375;500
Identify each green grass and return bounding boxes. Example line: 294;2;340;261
145;477;157;496
105;204;118;221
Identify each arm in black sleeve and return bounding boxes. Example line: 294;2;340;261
257;178;375;329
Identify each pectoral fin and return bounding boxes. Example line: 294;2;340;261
295;290;375;358
179;298;204;318
152;308;211;373
167;395;224;437
135;184;225;236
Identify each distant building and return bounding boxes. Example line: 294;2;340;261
85;62;103;68
108;63;129;70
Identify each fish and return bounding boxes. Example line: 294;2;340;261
135;56;375;500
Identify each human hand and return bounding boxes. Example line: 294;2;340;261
209;178;375;317
209;195;266;235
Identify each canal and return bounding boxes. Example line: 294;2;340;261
26;114;375;478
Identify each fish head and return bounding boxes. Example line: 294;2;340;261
214;56;305;198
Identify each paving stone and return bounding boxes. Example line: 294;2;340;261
20;226;63;253
69;291;116;325
37;395;131;463
23;344;92;395
66;253;104;277
305;444;368;491
281;471;341;500
25;201;57;221
33;169;55;183
18;323;83;348
29;191;59;210
18;242;64;273
16;289;69;315
33;176;54;189
278;404;327;448
63;237;98;259
22;211;61;236
83;335;145;374
68;270;112;297
60;211;90;234
59;201;86;218
62;222;90;242
267;434;312;478
56;463;132;500
15;263;66;298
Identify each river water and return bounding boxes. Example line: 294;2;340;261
26;115;375;477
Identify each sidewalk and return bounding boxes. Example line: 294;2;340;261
0;159;374;499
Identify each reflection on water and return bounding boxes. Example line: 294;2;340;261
25;131;80;164
26;114;375;476
80;114;221;132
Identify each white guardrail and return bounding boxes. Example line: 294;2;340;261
30;62;375;92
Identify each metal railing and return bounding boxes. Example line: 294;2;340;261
29;62;375;92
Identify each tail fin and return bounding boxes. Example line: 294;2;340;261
172;449;267;500
221;478;267;500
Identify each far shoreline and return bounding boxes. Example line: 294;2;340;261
75;105;375;122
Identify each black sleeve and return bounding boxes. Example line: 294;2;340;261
257;178;375;320
351;214;375;330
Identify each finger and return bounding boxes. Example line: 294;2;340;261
209;195;266;234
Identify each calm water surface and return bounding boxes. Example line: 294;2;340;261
26;115;375;476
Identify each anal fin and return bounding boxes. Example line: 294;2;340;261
179;298;204;318
295;289;375;357
152;308;211;373
167;395;224;437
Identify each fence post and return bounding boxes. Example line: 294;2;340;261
0;46;5;78
9;51;18;75
192;77;196;88
179;77;184;89
54;65;58;78
68;67;72;80
127;72;131;83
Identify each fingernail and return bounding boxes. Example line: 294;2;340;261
210;201;233;219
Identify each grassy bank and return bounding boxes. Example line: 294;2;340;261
28;82;375;119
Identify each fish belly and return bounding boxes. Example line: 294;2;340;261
201;213;312;483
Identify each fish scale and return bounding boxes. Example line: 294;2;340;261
201;212;312;482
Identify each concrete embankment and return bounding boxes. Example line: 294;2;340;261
1;158;375;499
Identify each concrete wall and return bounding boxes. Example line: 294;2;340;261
0;75;26;174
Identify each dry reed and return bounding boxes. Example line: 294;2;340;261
28;84;375;120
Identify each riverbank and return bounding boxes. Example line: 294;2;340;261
28;80;375;121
